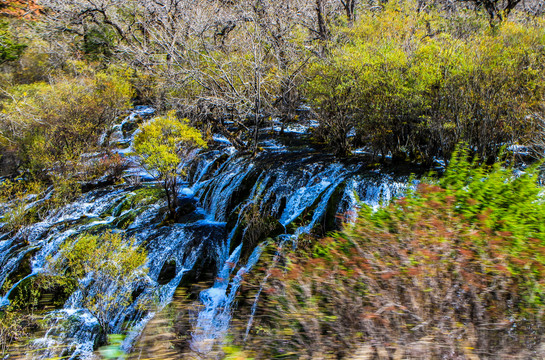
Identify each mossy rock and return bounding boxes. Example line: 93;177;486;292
114;209;140;229
7;274;77;311
240;218;285;262
98;188;139;218
131;187;165;207
228;207;285;261
84;222;115;234
78;216;102;226
111;186;164;216
113;197;133;216
322;181;348;233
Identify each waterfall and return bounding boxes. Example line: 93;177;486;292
0;107;414;358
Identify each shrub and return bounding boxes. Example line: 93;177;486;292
82;25;117;59
0;306;35;357
0;67;133;187
245;148;545;358
0;20;26;65
46;232;148;343
9;39;52;84
133;110;206;219
304;2;545;161
78;152;129;186
0;179;44;232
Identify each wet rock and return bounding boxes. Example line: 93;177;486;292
81;177;116;193
322;181;348;233
176;197;197;221
179;222;226;286
224;165;261;219
204;153;230;179
2;248;37;293
121;116;141;136
114;209;139;229
240;217;284;262
227;203;285;259
157;260;177;285
131;285;146;302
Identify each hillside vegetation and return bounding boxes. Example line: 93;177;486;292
0;0;545;359
0;0;543;180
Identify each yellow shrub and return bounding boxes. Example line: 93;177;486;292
304;0;545;161
0;67;134;182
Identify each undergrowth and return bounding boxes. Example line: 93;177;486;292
244;148;545;359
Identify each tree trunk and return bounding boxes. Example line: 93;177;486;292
340;0;356;22
479;0;522;26
316;0;328;41
164;177;177;220
170;177;178;216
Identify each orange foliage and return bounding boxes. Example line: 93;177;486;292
0;0;43;20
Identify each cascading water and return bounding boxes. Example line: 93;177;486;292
185;151;409;352
0;106;414;358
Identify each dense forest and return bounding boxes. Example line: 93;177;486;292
0;0;545;358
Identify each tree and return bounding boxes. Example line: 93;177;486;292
46;232;148;344
38;0;317;149
133;111;207;219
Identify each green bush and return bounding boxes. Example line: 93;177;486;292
0;305;35;357
9;39;52;84
82;25;117;59
133;110;206;218
0;20;26;65
0;179;44;232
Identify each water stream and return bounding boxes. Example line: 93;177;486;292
0;107;412;358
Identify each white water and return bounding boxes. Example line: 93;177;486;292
0;107;411;358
